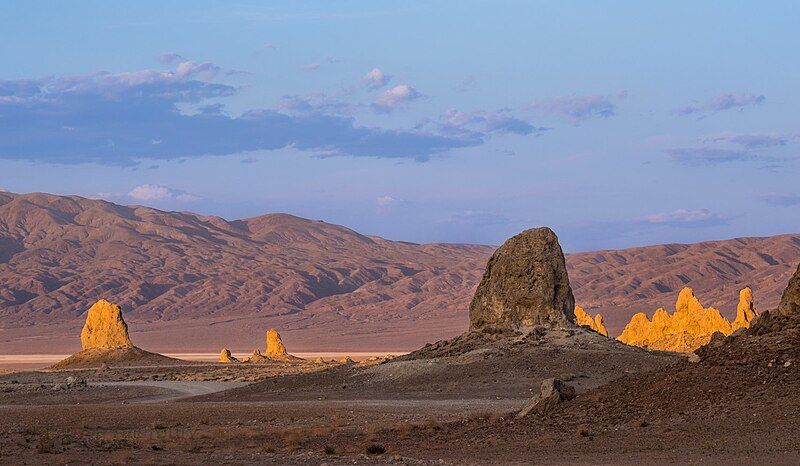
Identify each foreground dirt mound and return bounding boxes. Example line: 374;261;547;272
373;312;800;462
197;327;676;402
469;227;575;331
47;347;180;370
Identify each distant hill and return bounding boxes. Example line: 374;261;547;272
1;191;798;353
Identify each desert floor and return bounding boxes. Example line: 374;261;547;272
1;327;798;465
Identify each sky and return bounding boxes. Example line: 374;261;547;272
0;1;799;251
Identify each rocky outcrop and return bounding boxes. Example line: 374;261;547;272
517;378;576;417
219;348;239;363
617;287;756;353
574;306;608;336
777;263;800;316
265;328;288;358
732;287;758;331
469;227;575;332
80;300;133;350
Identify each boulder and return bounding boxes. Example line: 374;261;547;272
574;305;608;336
517;378;576;417
80;300;133;350
732;287;758;331
219;348;239;363
469;227;575;332
265;328;288;358
777;263;800;316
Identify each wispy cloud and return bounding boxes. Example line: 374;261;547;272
0;60;478;165
674;92;765;116
530;93;621;122
128;184;199;202
443;210;511;227
438;109;544;136
372;84;421;113
641;208;728;227
665;148;756;165
362;68;391;90
300;63;320;72
758;193;800;207
699;131;795;149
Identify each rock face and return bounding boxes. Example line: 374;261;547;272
732;287;758;331
617;287;756;353
265;328;288;358
469;227;575;332
574;306;608;336
80;300;133;350
777;263;800;316
219;348;239;363
517;378;576;418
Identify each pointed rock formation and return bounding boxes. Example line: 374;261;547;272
777;263;800;316
732;287;758;331
617;287;756;353
574;306;608;336
219;348;239;363
49;299;178;370
469;227;575;332
80;299;133;350
265;328;288;358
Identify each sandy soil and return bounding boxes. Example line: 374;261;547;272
1;323;798;464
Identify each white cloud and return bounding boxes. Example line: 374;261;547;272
376;195;398;206
372;84;421;113
642;208;727;227
362;68;391;90
301;63;320;72
128;184;199;202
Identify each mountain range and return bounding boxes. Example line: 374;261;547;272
2;191;799;353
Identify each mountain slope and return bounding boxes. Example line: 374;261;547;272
1;191;799;352
0;192;492;353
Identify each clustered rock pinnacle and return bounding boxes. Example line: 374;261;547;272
617;287;758;353
219;327;292;363
573;305;608;336
469;227;575;332
80;299;133;350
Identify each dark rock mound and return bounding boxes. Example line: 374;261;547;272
47;347;181;370
777;263;800;316
469;227;575;332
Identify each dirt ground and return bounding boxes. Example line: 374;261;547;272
1;324;798;464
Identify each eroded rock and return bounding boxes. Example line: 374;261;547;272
517;378;576;417
219;348;239;363
574;306;608;336
265;328;288;358
617;287;754;353
80;300;133;350
777;263;800;316
732;287;758;331
469;227;575;332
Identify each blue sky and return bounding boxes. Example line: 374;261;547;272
1;1;799;251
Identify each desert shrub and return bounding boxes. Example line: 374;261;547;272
365;443;386;455
324;445;336;455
